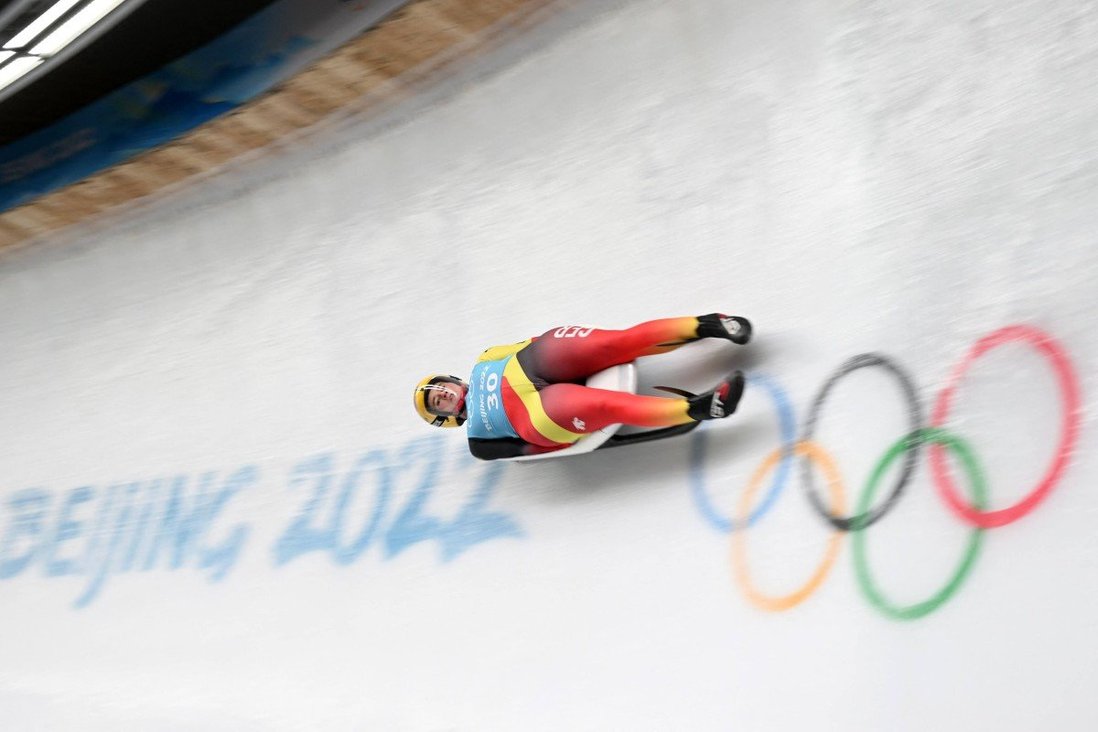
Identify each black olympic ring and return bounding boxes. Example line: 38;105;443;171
799;353;923;531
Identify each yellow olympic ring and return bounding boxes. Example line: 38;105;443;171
731;441;846;611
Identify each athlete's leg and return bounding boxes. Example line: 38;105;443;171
539;370;745;434
521;314;749;383
540;383;694;432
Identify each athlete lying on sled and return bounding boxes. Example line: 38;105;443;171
412;314;752;461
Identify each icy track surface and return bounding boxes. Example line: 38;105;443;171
1;0;1097;729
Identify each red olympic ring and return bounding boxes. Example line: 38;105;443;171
929;325;1082;528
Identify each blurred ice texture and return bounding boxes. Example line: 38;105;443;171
0;0;1096;729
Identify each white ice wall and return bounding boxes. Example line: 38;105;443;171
1;0;1097;729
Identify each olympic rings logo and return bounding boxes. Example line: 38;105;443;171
689;324;1083;621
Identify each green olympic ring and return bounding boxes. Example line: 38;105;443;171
852;428;987;621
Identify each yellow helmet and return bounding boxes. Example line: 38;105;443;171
413;374;468;428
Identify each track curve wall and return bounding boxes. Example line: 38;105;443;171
1;0;1097;729
0;0;557;251
0;0;411;215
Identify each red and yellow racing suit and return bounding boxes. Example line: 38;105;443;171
465;317;706;460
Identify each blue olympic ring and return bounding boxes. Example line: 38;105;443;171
689;373;796;532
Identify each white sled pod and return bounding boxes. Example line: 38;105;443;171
509;363;638;461
506;363;701;462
